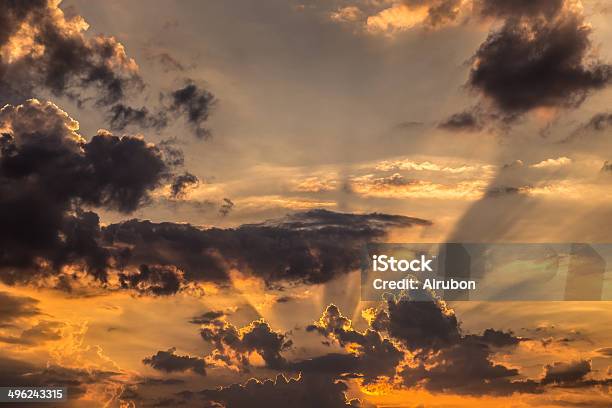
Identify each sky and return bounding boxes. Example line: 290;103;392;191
0;0;611;407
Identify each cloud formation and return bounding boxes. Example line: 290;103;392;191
304;298;544;396
201;373;358;408
167;82;216;139
0;112;429;300
0;320;63;345
0;1;216;139
315;0;467;34
370;297;461;352
0;291;41;324
301;304;403;383
107;81;217;140
143;348;207;376
438;110;483;131
0;0;141;106
468;0;612;117
107;104;168;132
170;172;199;199
0;355;123;401
199;318;291;371
0;99;173;284
542;360;591;384
102;209;430;288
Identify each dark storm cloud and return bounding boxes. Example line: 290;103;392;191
348;297;534;395
143;348;207;376
257;208;431;232
199;318;291;370
0;320;63;345
466;328;524;347
302;304;403;383
118;264;184;296
542;360;591;384
400;340;538;395
288;300;540;395
0;0;142;106
201;374;358;408
81;130;171;211
189;310;226;325
306;304;356;338
102;209;430;286
438;110;482;131
468;5;612;116
170;172;199;199
0;291;41;323
288;353;363;377
371;297;461;352
0;106;425;296
168;82;217;139
0;100;173;284
144;301;610;400
475;0;564;19
359;298;538;395
238;320;292;369
0;2;216;139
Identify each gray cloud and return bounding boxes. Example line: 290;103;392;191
189;311;226;325
0;292;41;324
301;304;403;383
167;82;216;139
199;318;291;371
475;0;564;19
0;100;174;284
102;209;430;287
0;321;63;345
143;348;207;376
400;340;537;395
170;172;199;199
542;360;591;384
118;265;184;296
219;198;234;217
108;104;168;132
201;374;358;408
0;0;142;106
372;297;461;352
438;110;483;132
0;2;216;139
468;4;612;117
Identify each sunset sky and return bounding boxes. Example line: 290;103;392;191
0;0;611;407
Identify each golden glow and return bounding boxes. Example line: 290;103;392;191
366;4;430;34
